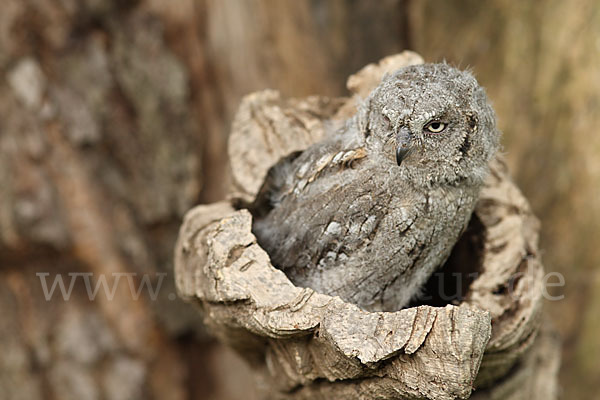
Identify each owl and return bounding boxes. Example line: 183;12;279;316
251;64;500;312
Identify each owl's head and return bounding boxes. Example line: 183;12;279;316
357;63;500;186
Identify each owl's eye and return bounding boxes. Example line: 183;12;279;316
424;121;446;133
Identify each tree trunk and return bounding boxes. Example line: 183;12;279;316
1;0;596;399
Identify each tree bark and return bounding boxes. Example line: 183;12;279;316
0;1;202;399
1;0;596;398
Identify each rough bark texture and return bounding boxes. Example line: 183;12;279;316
174;54;559;399
0;2;201;399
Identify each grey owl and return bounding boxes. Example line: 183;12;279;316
251;64;500;312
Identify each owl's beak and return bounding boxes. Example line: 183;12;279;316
396;127;413;166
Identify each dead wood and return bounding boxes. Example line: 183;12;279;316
174;52;559;400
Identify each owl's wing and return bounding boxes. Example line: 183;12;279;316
251;127;366;216
253;135;417;279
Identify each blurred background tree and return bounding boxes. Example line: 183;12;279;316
0;0;598;399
